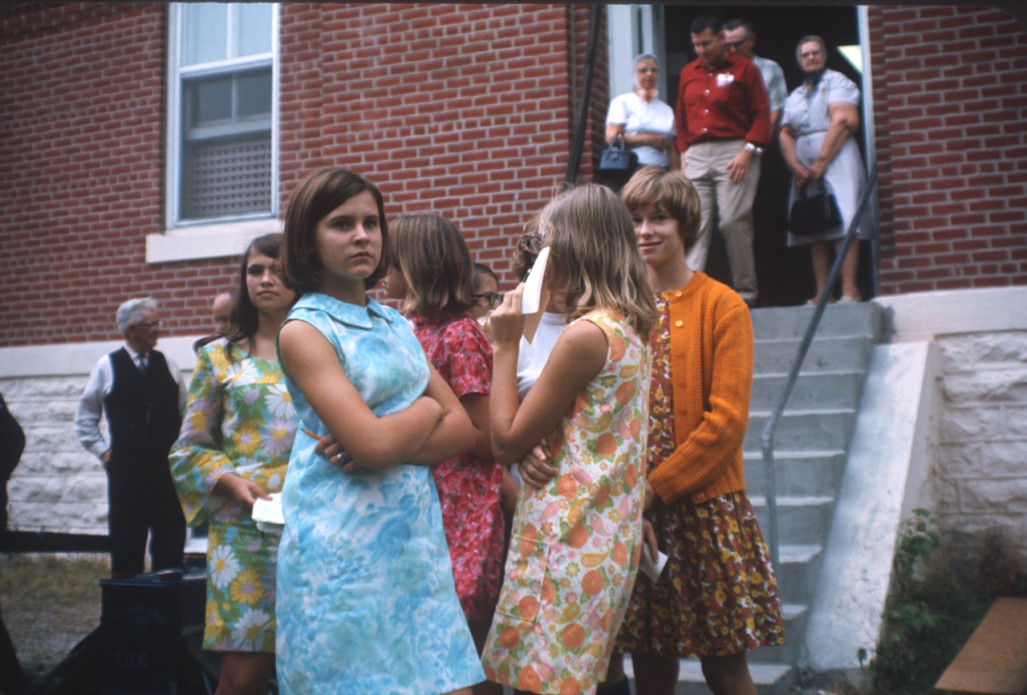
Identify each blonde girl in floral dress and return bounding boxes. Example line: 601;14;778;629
481;184;658;695
170;233;297;695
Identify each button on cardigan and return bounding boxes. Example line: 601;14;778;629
647;272;753;504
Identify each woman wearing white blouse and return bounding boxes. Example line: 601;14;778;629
606;53;679;171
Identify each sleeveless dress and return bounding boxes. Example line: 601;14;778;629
170;338;296;652
481;310;651;695
274;292;484;695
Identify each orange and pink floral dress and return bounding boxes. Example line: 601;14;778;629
481;310;651;695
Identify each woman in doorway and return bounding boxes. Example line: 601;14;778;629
780;35;871;304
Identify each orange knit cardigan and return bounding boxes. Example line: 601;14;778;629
647;272;754;505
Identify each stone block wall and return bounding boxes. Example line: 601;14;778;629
933;330;1027;571
2;375;109;535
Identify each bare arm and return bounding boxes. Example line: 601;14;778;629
667;139;681;170
779;124;807;187
460;392;494;461
808;102;859;179
606;122;668;151
489;288;607;465
278;319;448;470
406;365;476;465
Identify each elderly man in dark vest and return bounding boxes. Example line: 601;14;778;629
75;297;187;578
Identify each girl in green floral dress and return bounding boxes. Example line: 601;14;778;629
170;233;297;695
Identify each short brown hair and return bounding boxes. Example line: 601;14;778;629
620;166;701;252
512;217;543;282
390;213;475;316
280;168;390;294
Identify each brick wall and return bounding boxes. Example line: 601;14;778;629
869;5;1027;294
277;2;582;281
0;2;238;347
0;2;593;348
3;3;1025;350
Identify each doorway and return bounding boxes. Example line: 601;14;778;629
660;5;872;307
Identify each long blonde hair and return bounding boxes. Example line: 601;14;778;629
539;184;658;335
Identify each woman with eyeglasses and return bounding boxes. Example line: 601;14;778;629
780;35;871;304
604;52;680;183
470;262;503;322
384;214;506;695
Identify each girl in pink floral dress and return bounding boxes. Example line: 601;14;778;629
481;185;658;695
385;214;506;694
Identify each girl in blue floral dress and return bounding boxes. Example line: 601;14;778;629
170;232;297;695
274;168;484;695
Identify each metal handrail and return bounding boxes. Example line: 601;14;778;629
759;168;879;570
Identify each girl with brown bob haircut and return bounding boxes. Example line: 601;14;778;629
273;168;484;694
618;165;702;252
278;167;391;294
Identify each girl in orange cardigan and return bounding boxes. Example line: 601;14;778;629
614;166;784;695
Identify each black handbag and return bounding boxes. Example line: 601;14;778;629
789;179;842;236
597;133;638;178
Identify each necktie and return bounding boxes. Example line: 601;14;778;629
137;354;148;374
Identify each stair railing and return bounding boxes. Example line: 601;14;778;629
759;168;879;570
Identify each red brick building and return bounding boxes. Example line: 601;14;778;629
1;3;1024;349
1;5;1025;685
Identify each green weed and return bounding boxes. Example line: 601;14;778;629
870;509;992;695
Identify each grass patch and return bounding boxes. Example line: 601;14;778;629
0;553;109;680
0;553;109;606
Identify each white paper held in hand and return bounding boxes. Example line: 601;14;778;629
640;543;669;582
251;492;284;533
520;246;551;343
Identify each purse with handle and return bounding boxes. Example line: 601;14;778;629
789;179;842;236
597;133;639;179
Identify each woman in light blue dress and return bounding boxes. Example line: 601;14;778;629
274;167;484;695
780;35;871;303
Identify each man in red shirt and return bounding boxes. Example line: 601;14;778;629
675;15;770;305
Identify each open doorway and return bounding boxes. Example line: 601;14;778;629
660;5;872;307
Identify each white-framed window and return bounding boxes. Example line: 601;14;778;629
151;3;280;264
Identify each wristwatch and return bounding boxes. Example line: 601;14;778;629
745;142;764;154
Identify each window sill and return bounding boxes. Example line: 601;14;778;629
146;218;282;264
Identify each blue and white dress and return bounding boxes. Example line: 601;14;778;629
274;292;484;695
782;69;872;246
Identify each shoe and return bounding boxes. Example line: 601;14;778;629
837;294;862;304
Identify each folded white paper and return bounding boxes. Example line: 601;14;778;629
521;246;551;343
520;246;549;315
251;492;284;533
640;544;669;582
